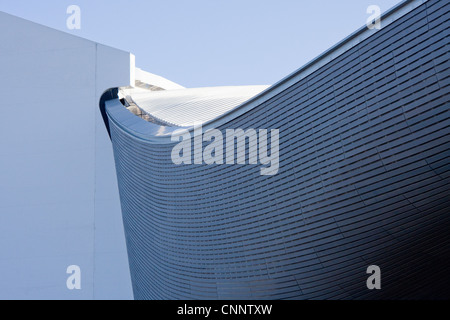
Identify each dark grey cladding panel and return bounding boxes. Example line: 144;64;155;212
106;0;450;300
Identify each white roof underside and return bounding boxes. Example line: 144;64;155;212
121;85;269;127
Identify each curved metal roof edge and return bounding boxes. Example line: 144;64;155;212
106;99;190;144
106;0;427;144
200;0;426;131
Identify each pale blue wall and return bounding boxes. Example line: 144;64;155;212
0;11;133;300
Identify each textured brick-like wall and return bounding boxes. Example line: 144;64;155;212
107;0;450;299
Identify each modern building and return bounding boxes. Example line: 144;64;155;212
0;0;448;300
102;0;450;299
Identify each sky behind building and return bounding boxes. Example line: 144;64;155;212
0;0;401;88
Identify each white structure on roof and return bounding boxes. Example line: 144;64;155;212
134;68;185;91
120;85;269;127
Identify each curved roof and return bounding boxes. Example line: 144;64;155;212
108;0;423;144
121;85;269;127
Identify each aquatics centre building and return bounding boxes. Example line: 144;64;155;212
0;0;448;300
101;0;450;300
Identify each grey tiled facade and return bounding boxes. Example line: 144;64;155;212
103;0;450;299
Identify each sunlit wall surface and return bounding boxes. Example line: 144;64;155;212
0;11;133;299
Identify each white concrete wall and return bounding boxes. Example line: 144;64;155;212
0;11;133;299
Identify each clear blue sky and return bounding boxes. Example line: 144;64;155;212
0;0;402;88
